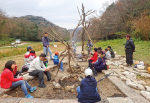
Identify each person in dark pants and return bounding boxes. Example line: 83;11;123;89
28;53;51;88
42;32;53;60
125;34;135;67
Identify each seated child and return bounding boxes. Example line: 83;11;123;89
24;50;36;62
77;68;101;103
24;46;32;64
53;52;64;71
93;50;106;72
105;49;111;59
88;48;98;68
78;51;85;59
107;46;115;58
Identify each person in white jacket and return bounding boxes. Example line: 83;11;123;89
28;53;51;88
105;49;111;60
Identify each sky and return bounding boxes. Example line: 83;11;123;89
0;0;115;29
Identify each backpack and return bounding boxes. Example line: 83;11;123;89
21;63;30;73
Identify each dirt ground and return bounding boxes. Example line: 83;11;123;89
7;56;125;99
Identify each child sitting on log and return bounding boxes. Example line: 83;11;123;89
24;50;36;63
76;68;101;103
53;52;65;71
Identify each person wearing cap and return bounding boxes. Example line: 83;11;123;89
86;40;93;55
107;46;115;58
24;46;32;64
125;34;135;67
76;68;101;103
42;32;53;60
53;52;64;71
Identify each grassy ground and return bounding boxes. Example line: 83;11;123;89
95;38;150;65
0;42;65;73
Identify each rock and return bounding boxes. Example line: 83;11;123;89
123;71;136;80
78;77;82;82
123;63;127;66
109;65;117;69
70;85;75;89
120;75;130;81
145;86;150;92
130;79;146;85
126;81;145;90
124;67;139;75
118;65;124;69
65;86;71;92
113;69;122;76
133;68;147;73
54;83;61;89
140;73;150;79
137;65;145;70
112;63;119;67
107;61;113;65
115;61;123;65
141;91;150;101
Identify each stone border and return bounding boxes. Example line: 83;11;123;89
102;70;149;103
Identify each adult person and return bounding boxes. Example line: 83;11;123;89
42;32;53;60
28;53;51;88
107;46;115;58
88;48;98;68
125;34;135;67
86;40;93;55
76;68;101;103
0;61;36;98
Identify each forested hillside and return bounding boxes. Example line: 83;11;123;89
0;9;70;45
87;0;150;41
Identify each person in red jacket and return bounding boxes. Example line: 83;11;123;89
0;61;36;98
24;50;36;62
88;48;98;68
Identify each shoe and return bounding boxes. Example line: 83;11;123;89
47;78;51;81
92;68;97;76
59;68;64;71
30;87;36;93
25;94;34;98
38;84;46;88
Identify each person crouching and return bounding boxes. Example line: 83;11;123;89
53;52;65;71
77;68;101;103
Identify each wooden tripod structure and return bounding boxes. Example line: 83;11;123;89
49;4;96;81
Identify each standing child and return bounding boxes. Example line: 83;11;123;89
77;68;101;103
53;52;64;71
24;46;32;64
24;50;36;63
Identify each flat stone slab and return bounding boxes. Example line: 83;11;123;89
107;76;149;103
123;67;139;75
0;97;20;103
140;73;150;79
48;64;57;69
133;68;147;73
19;98;50;103
0;88;10;95
107;97;134;103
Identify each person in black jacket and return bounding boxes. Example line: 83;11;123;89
125;34;135;67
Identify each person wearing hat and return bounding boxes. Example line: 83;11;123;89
76;68;101;103
107;46;115;58
42;32;53;60
125;34;135;67
24;46;32;64
53;52;64;71
86;40;93;55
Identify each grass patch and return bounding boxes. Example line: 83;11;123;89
95;38;150;65
0;37;15;47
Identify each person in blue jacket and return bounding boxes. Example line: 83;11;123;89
53;52;64;71
93;50;105;72
77;68;101;103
